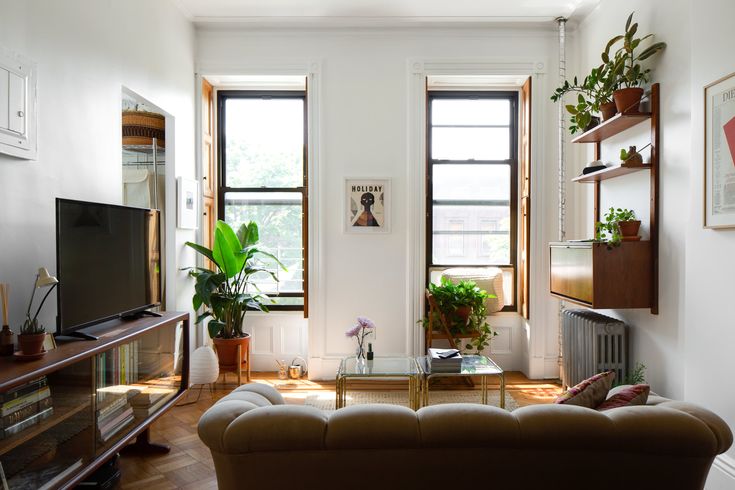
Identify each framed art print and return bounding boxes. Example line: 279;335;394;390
704;72;735;228
344;178;390;233
177;177;199;230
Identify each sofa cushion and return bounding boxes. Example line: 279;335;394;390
232;383;285;405
219;391;273;407
325;404;420;449
223;405;328;453
418;403;520;448
597;385;650;411
555;371;615;408
514;404;616;450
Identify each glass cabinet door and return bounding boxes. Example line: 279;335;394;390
0;361;95;489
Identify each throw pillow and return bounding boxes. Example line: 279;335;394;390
554;371;616;408
596;384;650;411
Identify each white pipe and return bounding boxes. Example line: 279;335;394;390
556;17;568;377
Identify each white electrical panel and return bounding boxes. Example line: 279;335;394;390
0;47;37;160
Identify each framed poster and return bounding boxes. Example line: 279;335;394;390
344;178;390;233
705;72;735;228
177;177;199;230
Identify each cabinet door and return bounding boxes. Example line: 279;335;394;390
201;79;215;199
550;245;593;304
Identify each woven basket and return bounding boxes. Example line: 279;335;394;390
122;111;165;148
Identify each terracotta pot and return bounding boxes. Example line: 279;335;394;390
618;220;641;240
18;333;46;355
213;334;250;370
583;116;600;132
600;102;618;120
613;88;644;114
455;305;472;325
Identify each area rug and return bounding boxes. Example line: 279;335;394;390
304;390;519;412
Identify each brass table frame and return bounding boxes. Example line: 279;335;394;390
417;355;505;409
336;356;421;410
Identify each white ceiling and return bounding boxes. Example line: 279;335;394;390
174;0;601;27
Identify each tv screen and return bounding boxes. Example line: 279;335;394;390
56;199;161;334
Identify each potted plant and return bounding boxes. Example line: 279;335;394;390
19;268;58;356
595;207;641;247
185;220;285;370
551;58;619;133
604;12;666;114
420;277;497;354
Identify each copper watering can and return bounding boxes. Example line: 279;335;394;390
288;356;308;379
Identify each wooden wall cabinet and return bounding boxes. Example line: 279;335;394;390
549;83;659;313
550;242;651;309
0;312;189;489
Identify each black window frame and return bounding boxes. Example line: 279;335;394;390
426;90;519;311
217;90;308;312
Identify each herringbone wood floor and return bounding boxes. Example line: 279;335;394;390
117;372;562;489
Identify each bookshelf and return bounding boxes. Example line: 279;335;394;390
0;312;189;489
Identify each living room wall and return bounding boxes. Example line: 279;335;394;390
0;1;197;339
575;0;735;487
196;26;565;379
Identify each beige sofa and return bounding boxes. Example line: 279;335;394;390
198;384;732;490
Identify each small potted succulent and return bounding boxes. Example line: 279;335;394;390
19;268;58;356
185;220;285;371
604;12;666;114
595;207;641;247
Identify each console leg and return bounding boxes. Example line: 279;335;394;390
121;428;170;455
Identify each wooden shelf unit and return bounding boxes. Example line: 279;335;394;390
0;311;190;489
551;83;660;314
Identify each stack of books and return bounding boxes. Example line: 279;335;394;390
96;391;134;443
129;385;175;418
0;377;54;439
428;348;463;373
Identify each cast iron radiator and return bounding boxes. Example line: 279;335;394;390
561;309;628;388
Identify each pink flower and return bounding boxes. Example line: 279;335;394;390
357;317;375;329
345;324;362;337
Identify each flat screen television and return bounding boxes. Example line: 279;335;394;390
56;198;161;336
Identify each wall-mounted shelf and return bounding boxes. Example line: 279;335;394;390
550;83;659;314
570;112;652;143
571;162;651;183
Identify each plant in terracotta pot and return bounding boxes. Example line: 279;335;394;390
604;12;666;114
185;220;285;371
595;207;640;248
420;277;497;354
19;268;58;356
551;60;619;133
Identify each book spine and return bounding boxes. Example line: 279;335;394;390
2;406;53;437
0;377;48;404
97;396;127;420
0;401;38;428
1;387;51;416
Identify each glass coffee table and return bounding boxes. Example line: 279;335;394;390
417;354;505;408
336;356;421;410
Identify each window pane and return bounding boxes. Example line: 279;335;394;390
225;98;303;188
432;205;510;265
432;127;509;160
432;99;510;126
433;164;510;201
224;192;303;296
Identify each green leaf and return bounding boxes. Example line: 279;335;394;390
207;320;224;339
577;93;585;104
565;104;578;115
185;241;216;264
604;35;624;54
213;228;238;278
216;221;246;273
237;221;260;248
625;11;634;31
638;42;666;60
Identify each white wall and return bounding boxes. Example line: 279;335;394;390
687;0;735;484
197;26;563;379
575;1;735;487
0;1;196;340
573;0;691;399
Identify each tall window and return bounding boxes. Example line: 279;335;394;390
218;91;307;310
427;91;518;308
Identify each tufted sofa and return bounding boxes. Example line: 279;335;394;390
198;383;732;490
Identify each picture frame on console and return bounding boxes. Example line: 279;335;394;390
344;178;391;234
704;71;735;228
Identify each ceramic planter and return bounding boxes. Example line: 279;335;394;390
600;101;618;120
618;220;642;241
613;88;644;114
213;334;250;370
18;333;46;355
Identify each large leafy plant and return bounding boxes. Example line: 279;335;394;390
420;277;497;354
551;63;618;134
603;12;666;89
185;220;286;339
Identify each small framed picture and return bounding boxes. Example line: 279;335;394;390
177;177;199;230
42;333;56;352
344;178;390;233
704;72;735;228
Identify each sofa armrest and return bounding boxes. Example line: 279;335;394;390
656;401;734;455
198;400;261;453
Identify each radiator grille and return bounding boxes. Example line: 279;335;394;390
561;309;628;388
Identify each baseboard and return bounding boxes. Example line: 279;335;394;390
708;454;735;489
